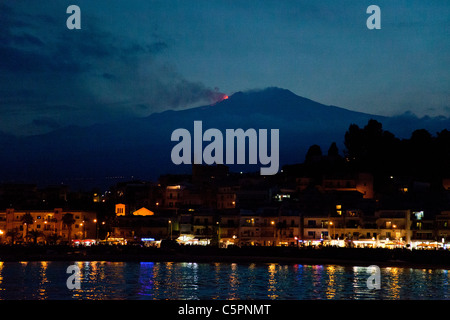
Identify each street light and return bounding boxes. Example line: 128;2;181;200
216;221;221;247
93;219;98;240
168;220;172;240
80;222;85;240
329;221;335;245
271;220;276;246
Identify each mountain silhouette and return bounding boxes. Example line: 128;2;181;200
0;87;449;190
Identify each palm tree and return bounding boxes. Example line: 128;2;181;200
46;233;61;245
27;230;44;244
21;213;34;243
276;221;288;244
6;229;19;244
62;213;75;244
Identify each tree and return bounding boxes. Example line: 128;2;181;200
436;129;450;176
46;233;61;245
327;142;339;157
344;119;400;174
21;213;34;244
27;230;44;244
62;213;76;244
305;144;322;163
6;229;19;244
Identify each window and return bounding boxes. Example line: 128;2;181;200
37;224;41;229
414;211;424;220
37;216;41;219
308;231;315;238
308;220;316;227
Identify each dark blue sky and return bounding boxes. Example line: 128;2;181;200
1;1;449;135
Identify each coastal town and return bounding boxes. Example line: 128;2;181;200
1;166;449;251
1;121;449;253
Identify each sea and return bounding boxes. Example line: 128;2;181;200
0;261;448;300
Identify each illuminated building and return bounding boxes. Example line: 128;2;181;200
0;208;97;244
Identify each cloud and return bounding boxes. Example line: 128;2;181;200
31;117;61;130
0;3;226;136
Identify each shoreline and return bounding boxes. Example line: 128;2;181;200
1;245;450;270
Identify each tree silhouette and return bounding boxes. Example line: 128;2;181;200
21;213;34;244
305;144;322;163
327;142;339;157
62;213;76;244
27;230;44;244
6;229;19;244
344;119;450;188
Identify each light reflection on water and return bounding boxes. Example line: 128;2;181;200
0;261;448;300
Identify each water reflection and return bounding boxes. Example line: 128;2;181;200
325;265;337;299
37;261;48;299
228;263;239;300
138;262;155;299
386;267;401;299
267;264;278;299
0;261;448;300
0;262;3;296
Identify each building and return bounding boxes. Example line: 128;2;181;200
302;215;330;245
435;211;450;244
375;210;412;247
239;210;263;246
0;208;97;244
322;173;374;199
111;204;176;244
218;210;240;247
217;186;238;209
165;185;185;209
303;209;412;248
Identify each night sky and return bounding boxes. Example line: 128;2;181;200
1;1;449;136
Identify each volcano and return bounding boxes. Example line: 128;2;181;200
1;87;449;189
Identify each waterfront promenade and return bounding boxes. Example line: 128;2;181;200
1;245;449;269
